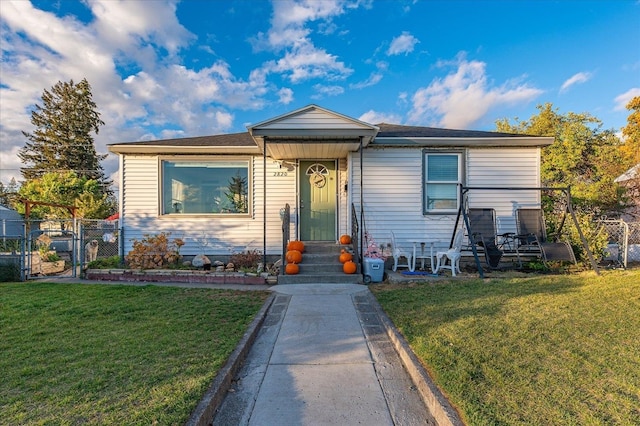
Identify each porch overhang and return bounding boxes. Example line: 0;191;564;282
250;133;374;160
247;104;379;160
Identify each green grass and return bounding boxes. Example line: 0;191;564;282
371;269;640;425
0;282;269;425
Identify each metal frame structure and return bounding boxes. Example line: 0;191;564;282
453;186;599;278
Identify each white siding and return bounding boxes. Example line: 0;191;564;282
261;108;372;130
349;146;542;252
119;146;542;257
121;155;297;257
467;147;541;233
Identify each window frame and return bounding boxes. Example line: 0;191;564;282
158;156;252;217
422;150;465;215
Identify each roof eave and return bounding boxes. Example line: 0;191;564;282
107;145;262;155
372;136;554;147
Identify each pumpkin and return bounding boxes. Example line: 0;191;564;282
343;260;357;274
285;263;300;275
287;240;305;253
286;250;303;264
339;250;353;264
339;234;351;245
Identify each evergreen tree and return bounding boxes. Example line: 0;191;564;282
18;79;108;187
0;178;19;208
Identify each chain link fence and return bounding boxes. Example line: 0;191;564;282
79;219;121;267
0;218;122;281
597;219;640;268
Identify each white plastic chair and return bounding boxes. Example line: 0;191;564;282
390;231;413;272
434;229;464;276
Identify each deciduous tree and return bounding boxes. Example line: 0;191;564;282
495;103;627;216
620;95;640;164
16;171;116;219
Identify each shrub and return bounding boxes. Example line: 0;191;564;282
563;211;609;264
87;255;124;269
0;262;20;282
126;233;182;269
229;250;262;270
44;252;60;262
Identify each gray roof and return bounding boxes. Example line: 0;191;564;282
375;123;527;138
109;123;539;149
111;131;256;147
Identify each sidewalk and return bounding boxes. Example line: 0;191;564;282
42;276;460;425
204;284;460;426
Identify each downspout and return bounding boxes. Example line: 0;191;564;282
263;137;267;268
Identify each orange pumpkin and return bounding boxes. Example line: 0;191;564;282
287;240;305;253
285;263;300;275
286;250;303;264
343;260;357;274
339;234;351;245
339;250;353;264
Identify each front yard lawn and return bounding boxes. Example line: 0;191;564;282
0;283;269;425
371;269;640;425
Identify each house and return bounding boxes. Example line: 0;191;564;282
108;104;553;262
615;163;640;221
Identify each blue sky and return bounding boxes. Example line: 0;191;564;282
1;0;639;187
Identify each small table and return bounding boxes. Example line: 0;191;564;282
409;240;442;272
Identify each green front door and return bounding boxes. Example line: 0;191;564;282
300;161;336;241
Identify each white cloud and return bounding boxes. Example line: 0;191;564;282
387;31;419;56
311;84;344;99
407;53;542;128
0;0;273;186
267;43;353;83
359;110;403;125
560;71;593;93
278;88;295;104
89;0;193;56
614;88;640;111
350;72;383;89
252;0;354;83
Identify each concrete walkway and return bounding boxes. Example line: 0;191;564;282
40;277;460;425
208;284;451;426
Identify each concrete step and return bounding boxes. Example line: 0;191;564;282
301;241;352;254
278;273;362;285
298;263;346;274
280;241;361;285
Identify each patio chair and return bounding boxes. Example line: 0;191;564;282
434;227;464;276
515;208;576;266
390;231;413;272
466;208;504;268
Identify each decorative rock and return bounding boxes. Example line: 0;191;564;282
192;254;211;268
216;266;225;272
213;260;224;267
226;262;235;269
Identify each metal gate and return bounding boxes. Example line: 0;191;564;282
27;220;78;279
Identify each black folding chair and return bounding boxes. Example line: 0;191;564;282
515;208;576;266
467;208;503;268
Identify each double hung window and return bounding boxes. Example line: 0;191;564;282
161;159;250;215
423;151;463;214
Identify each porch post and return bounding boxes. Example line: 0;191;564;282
263;137;267;268
359;136;364;263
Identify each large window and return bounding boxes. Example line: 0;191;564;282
161;159;250;215
423;151;463;214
